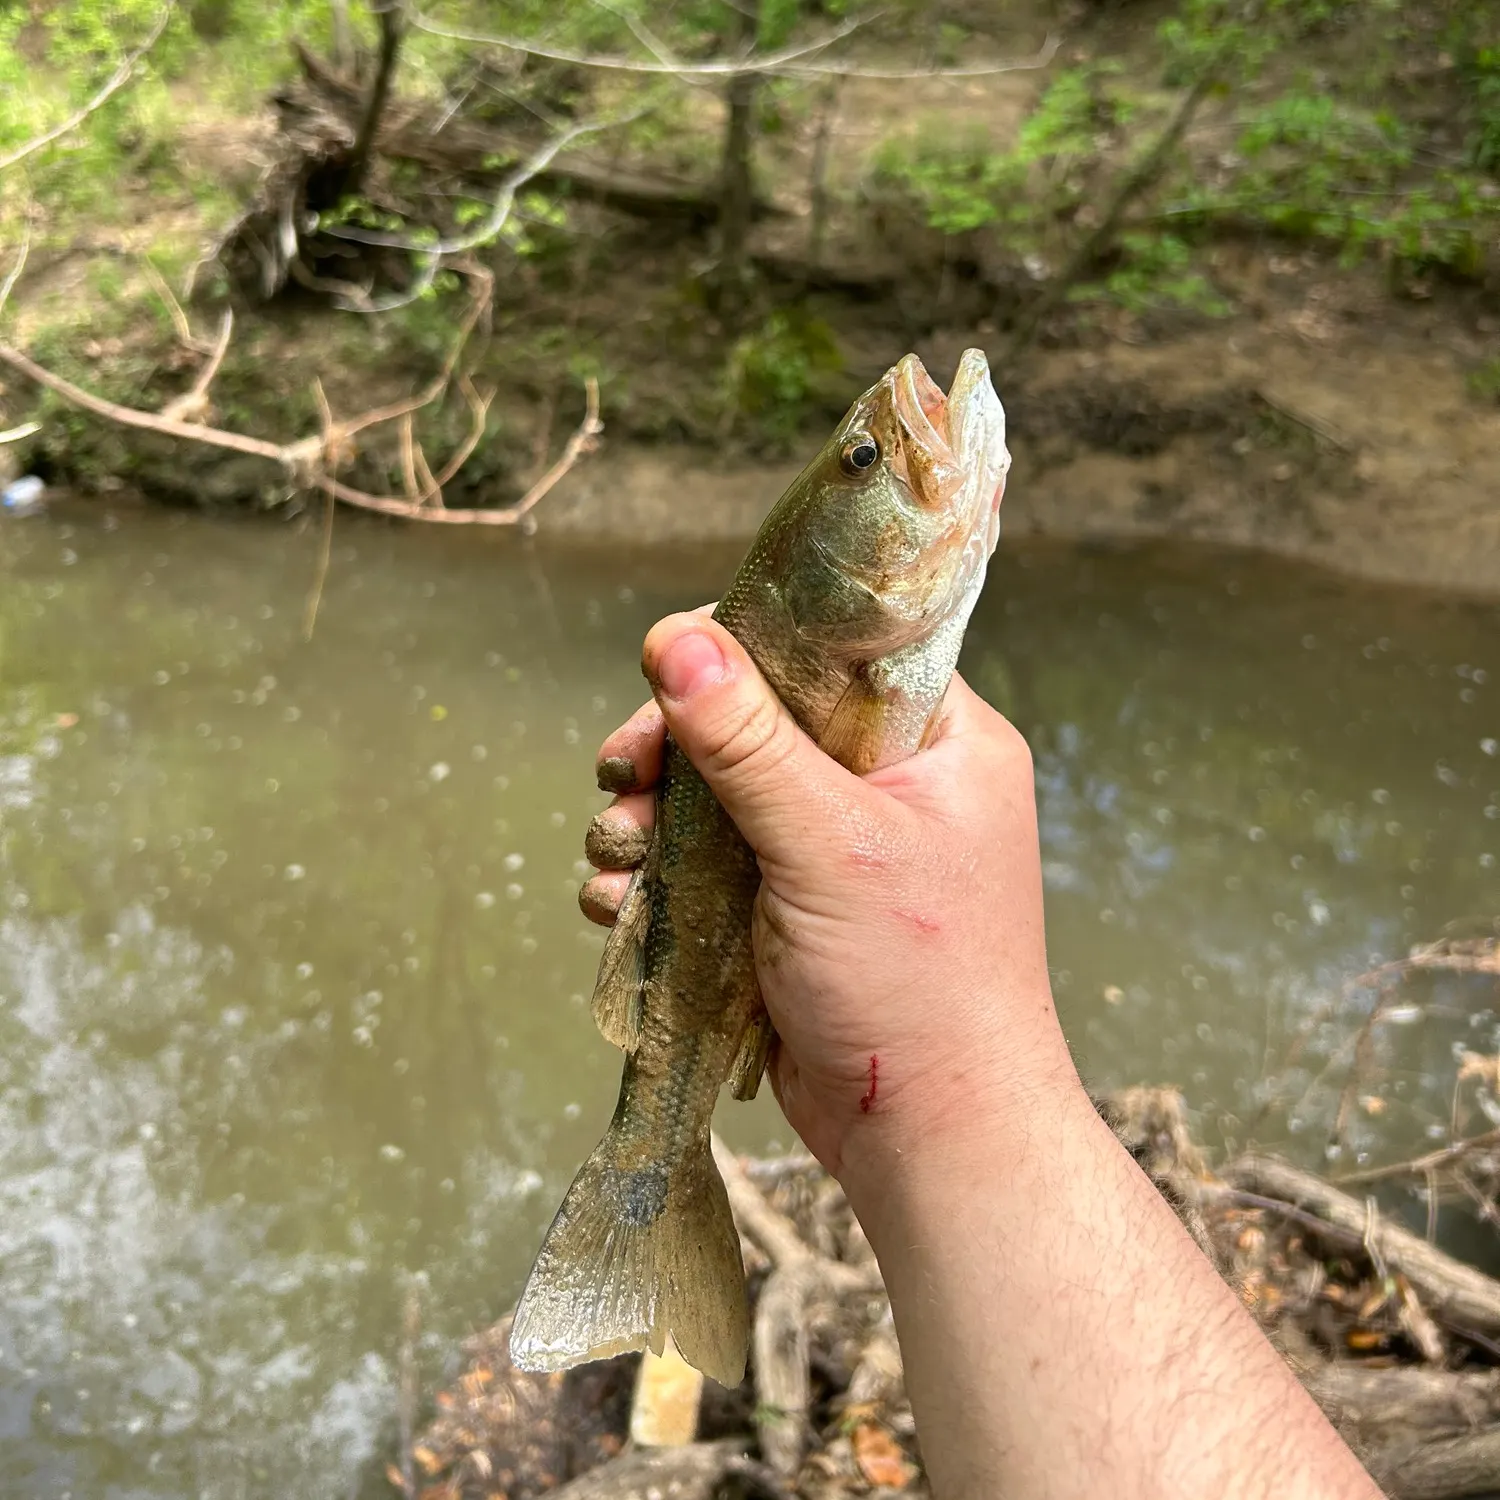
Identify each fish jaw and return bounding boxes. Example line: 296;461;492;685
944;347;1011;559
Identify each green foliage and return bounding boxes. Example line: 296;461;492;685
869;124;1015;235
1467;357;1500;404
869;65;1123;237
721;309;842;447
1072;232;1229;316
1463;45;1500;173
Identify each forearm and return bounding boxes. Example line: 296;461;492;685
841;1067;1380;1500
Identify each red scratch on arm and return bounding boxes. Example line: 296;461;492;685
859;1054;879;1114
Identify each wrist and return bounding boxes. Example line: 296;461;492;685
835;994;1092;1225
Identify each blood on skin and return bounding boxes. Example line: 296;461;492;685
894;907;941;933
859;1054;879;1114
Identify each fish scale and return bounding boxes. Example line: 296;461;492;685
510;350;1010;1386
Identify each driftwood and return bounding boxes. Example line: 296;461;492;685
1219;1155;1500;1343
543;1439;754;1499
712;1136;884;1479
406;1091;1500;1500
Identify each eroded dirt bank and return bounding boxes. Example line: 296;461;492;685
541;319;1500;598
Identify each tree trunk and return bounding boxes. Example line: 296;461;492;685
712;2;759;326
345;0;405;196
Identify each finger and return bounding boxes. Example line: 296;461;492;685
595;701;665;794
642;614;874;868
584;793;654;870
579;870;633;926
594;606;717;793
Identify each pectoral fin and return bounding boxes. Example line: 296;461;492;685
818;668;888;775
591;865;649;1051
728;1003;776;1102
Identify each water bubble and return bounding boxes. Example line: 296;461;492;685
471;744;488;761
379;1144;406;1162
1482;739;1498;757
284;864;306;881
1371;788;1390;804
152;670;170;686
296;962;314;979
549;811;566;828
1247;826;1266;842
520;936;538;955
506;883;524;900
1307;900;1330;926
563;1102;581;1120
429;762;451;782
503;852;525;872
475;889;496;910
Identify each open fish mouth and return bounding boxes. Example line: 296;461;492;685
889;350;1010;552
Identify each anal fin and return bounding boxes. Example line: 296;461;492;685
728;1003;776;1102
591;864;648;1051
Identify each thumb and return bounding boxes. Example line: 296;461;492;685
642;613;866;867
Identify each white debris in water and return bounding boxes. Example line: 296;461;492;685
563;1102;581;1121
475;891;495;909
505;883;524;901
1482;739;1498;757
379;1144;405;1162
428;762;451;782
283;864;305;882
503;853;524;872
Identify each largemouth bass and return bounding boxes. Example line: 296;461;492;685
510;350;1010;1387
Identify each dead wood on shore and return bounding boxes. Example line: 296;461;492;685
399;1087;1500;1500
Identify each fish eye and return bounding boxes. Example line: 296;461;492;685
840;436;880;475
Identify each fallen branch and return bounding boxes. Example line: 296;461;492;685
0;4;175;176
713;1134;881;1480
1218;1155;1500;1340
0;256;599;525
545;1438;753;1499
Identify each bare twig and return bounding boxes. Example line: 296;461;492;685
160;308;233;423
407;10;859;76
0;422;41;446
141;257;208;354
0;221;31;321
0;4;175;175
410;9;1058;80
319;117;622;312
1335;1130;1500;1189
0;269;596;526
303;490;337;641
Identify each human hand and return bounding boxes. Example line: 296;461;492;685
581;611;1086;1185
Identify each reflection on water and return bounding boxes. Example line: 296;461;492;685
0;507;1495;1494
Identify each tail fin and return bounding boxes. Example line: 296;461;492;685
509;1128;748;1389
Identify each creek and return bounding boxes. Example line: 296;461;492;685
0;504;1496;1495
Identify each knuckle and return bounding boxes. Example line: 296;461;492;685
699;689;791;781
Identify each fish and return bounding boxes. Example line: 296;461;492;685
509;349;1011;1388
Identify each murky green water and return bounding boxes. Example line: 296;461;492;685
0;506;1496;1495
